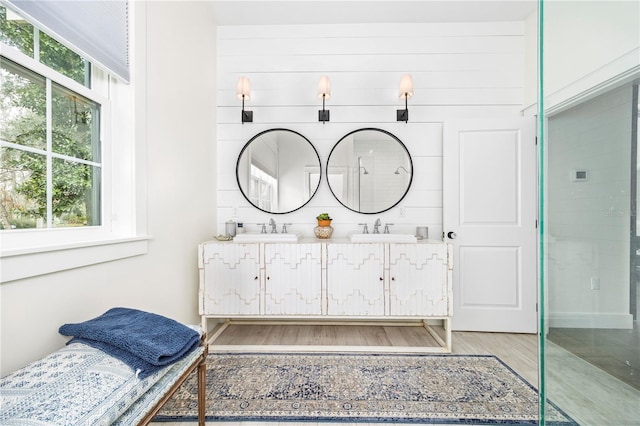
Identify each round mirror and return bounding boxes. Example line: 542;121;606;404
326;128;413;214
237;129;321;214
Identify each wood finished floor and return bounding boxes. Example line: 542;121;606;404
211;323;443;348
151;325;640;426
548;324;640;391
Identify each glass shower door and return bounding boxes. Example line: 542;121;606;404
539;1;640;425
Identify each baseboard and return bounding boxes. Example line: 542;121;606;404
549;312;633;329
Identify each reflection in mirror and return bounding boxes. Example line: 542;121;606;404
237;129;321;214
327;128;413;214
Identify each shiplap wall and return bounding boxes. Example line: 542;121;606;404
216;22;526;238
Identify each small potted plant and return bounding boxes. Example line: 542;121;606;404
316;213;332;227
314;213;333;239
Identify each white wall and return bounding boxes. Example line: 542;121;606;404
543;0;640;110
523;8;538;110
547;84;634;328
216;22;528;239
0;1;218;376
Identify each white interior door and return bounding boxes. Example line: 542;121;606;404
443;118;537;333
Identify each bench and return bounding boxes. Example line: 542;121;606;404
0;335;207;425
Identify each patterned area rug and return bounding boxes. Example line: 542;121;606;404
154;353;576;424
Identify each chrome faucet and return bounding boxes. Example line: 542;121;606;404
384;223;393;234
269;218;277;233
358;223;369;234
373;218;381;234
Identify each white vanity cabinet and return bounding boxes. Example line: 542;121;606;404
199;239;453;352
263;243;322;315
388;243;451;316
199;243;261;315
326;243;386;316
199;242;322;316
325;243;452;317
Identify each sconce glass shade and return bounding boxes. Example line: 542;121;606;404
398;74;413;99
317;75;332;100
236;76;251;100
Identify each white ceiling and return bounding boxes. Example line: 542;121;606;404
210;0;538;26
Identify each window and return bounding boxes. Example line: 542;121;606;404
1;6;101;231
0;58;101;230
0;3;147;282
0;7;91;86
249;164;277;211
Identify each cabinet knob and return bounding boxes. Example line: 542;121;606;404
447;231;457;239
254;276;258;280
391;277;395;281
267;276;270;280
379;277;383;281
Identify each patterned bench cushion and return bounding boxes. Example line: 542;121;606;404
0;342;191;425
112;345;205;425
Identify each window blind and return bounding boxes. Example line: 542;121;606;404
4;0;129;82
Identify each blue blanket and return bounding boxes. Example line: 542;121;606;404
59;307;200;379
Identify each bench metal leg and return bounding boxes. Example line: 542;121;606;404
198;354;206;425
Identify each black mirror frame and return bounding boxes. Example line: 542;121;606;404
236;128;322;215
326;127;413;215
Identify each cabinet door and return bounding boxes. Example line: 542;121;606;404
200;243;261;315
389;243;449;316
263;243;322;315
326;243;385;316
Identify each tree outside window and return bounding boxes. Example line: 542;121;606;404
0;7;100;230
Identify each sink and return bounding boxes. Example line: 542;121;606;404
349;233;418;243
233;232;301;243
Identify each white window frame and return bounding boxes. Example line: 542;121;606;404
0;2;148;283
1;50;108;234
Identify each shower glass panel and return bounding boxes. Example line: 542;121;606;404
540;1;640;425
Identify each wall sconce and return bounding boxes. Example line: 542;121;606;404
397;74;413;123
317;75;331;123
236;76;253;124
